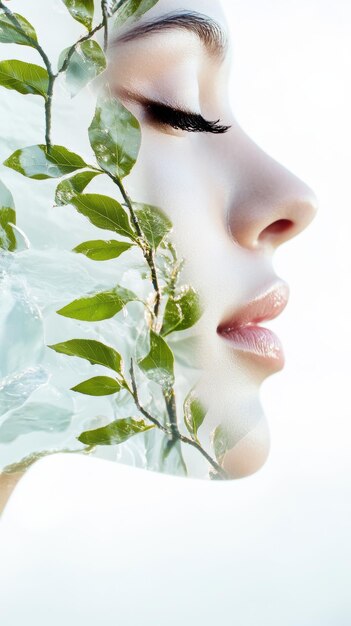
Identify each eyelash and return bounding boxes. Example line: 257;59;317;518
145;101;231;134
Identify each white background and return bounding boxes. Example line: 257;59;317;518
224;0;351;528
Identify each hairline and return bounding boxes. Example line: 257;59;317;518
110;10;229;61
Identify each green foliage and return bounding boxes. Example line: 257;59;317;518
4;145;88;179
184;392;206;440
71;376;122;396
134;202;172;250
48;338;122;374
161;287;203;336
70;193;136;239
78;417;155;445
61;0;94;31
115;0;159;27
0;12;37;47
0;179;16;251
0;0;226;479
55;171;101;205
58;40;106;97
0;59;48;98
57;285;138;321
73;239;133;260
138;330;175;392
212;423;236;463
88;94;141;179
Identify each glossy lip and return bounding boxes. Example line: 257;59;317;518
216;281;290;371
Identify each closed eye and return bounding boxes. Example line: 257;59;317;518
144;101;231;134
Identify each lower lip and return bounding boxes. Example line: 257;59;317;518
218;325;285;370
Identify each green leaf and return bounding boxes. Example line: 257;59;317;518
0;59;48;98
0;12;38;47
134;203;172;250
73;239;133;260
161;287;203;336
115;0;159;27
61;0;94;31
4;145;88;179
138;330;174;392
78;417;154;446
55;171;101;205
71;376;121;396
88;94;141;178
48;338;122;373
70;193;135;239
57;285;138;321
59;40;106;97
212;423;237;463
183;392;206;439
0;179;16;252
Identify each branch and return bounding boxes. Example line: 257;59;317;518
108;172;162;320
129;359;168;433
101;0;109;52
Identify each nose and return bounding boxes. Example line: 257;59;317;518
225;130;318;251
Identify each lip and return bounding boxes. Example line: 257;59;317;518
216;281;290;371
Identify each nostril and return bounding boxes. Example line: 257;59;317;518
258;219;294;241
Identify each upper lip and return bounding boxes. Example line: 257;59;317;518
217;280;290;333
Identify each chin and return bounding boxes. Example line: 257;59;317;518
221;417;271;479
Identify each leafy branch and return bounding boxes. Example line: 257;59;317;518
0;0;230;479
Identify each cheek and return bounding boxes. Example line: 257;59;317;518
126;130;235;289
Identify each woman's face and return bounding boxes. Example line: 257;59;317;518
107;0;318;478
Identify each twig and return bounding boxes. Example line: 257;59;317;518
101;0;109;52
108;172;161;320
129;359;168;433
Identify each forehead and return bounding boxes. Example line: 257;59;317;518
141;0;227;25
113;0;230;62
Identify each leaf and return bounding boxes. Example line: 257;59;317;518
0;12;38;47
115;0;160;27
183;392;206;439
59;40;106;97
88;94;141;179
0;179;16;252
161;287;203;336
73;239;133;261
55;171;101;205
57;285;138;321
71;376;121;396
70;193;135;239
61;0;94;31
0;59;48;98
48;338;122;374
78;417;154;446
4;145;88;179
212;423;237;463
134;203;172;250
138;330;174;392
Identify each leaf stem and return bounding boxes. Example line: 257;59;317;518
107;172;161;320
101;0;109;52
164;388;180;441
129;359;168;433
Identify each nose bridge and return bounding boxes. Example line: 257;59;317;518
225;129;318;251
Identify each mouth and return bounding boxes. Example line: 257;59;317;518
216;281;290;371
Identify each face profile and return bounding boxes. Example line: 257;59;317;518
107;0;318;479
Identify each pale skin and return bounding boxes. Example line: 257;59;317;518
0;0;317;511
107;0;317;476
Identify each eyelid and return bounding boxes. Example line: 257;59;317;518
145;101;231;134
115;88;231;134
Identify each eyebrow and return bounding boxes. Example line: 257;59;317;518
110;10;228;61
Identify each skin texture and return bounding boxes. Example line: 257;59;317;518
107;0;318;478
